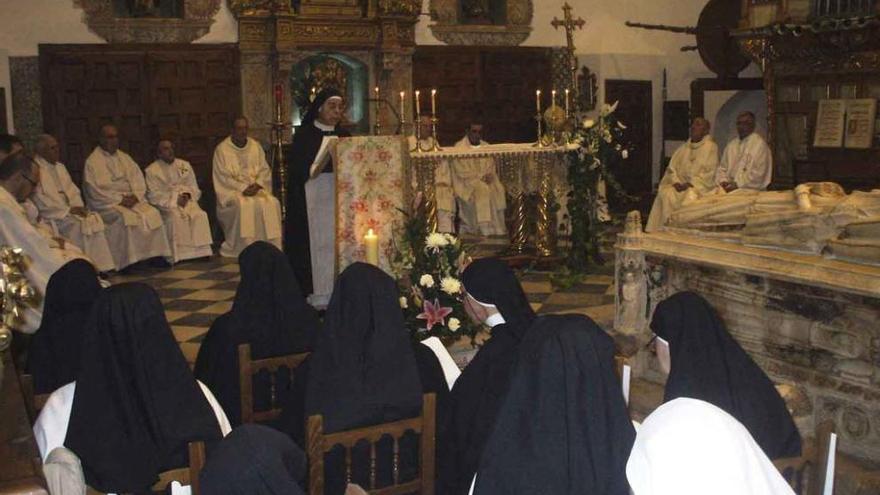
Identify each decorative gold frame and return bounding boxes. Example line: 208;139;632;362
74;0;222;43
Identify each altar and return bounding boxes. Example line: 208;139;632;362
408;143;572;257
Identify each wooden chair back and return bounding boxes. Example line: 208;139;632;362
18;374;50;424
773;420;835;495
306;393;436;495
238;344;309;424
151;441;207;495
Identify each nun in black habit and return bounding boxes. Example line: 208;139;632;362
473;314;635;495
199;424;307;495
285;87;351;296
37;283;227;494
278;262;447;494
439;257;536;495
26;259;102;394
194;241;320;426
650;291;802;460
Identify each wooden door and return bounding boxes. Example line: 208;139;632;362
413;46;551;145
604;79;653;210
40;44;240;217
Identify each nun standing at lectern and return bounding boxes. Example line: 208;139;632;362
285;88;350;307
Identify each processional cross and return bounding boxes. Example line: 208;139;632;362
551;3;585;97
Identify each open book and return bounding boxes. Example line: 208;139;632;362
309;136;339;179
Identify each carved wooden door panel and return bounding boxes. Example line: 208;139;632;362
40;47;151;185
605;79;653;210
146;47;241;215
413;46;551;145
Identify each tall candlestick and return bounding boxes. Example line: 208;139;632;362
374;86;381;135
374;86;379;99
431;89;437;115
399;91;405;119
536;89;542;113
551;89;557;108
564;88;570;118
415;90;421;115
311;86;317;100
364;229;379;265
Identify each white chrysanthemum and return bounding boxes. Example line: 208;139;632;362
621;149;629;159
582;118;595;129
443;233;458;245
440;276;461;295
399;296;408;309
448;317;461;332
425;232;449;249
419;274;435;288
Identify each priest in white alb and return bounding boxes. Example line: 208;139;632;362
646;118;719;232
715;111;772;193
83;124;171;270
30;134;116;272
0;153;77;333
145;139;213;263
212;117;282;258
408;115;455;233
451;123;506;236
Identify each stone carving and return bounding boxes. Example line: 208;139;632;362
74;0;221;43
428;0;533;46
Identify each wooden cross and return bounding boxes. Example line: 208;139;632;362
551;3;585;54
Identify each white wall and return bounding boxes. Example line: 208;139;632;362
0;0;237;57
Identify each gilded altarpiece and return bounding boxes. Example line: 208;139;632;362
231;1;419;143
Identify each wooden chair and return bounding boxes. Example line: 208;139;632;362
306;394;436;495
17;374;50;424
773;420;835;495
238;344;310;424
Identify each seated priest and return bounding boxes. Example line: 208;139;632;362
286;88;350;304
405;116;454;232
145;139;213;263
715;111;772;194
0;152;81;333
31;134;116;272
452;123;506;236
213;116;282;258
83;124;171;270
645;118;718;232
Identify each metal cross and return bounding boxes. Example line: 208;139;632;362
551;3;585;54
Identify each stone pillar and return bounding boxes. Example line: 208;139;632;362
239;52;274;144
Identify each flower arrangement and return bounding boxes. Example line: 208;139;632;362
391;199;480;344
565;101;633;272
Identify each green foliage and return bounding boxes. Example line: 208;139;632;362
565;102;634;273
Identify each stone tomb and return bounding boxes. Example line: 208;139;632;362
615;213;880;467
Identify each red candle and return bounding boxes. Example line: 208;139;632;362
274;83;283;104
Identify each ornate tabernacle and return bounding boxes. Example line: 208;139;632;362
230;0;419;142
409;144;570;256
615;207;880;470
734;1;880;191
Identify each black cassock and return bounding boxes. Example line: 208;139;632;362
285;92;351;295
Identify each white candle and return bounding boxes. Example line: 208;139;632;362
536;89;542;113
431;89;437;115
399;91;405;119
365;229;379;266
374;86;379;99
415;90;421;115
551;89;557;108
565;88;570;117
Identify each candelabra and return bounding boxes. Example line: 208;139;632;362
428;116;442;152
269;85;291;226
533;113;548;148
412;111;424;153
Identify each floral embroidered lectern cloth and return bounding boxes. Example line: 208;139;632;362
334;136;409;274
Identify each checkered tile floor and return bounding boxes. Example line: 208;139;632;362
109;235;618;365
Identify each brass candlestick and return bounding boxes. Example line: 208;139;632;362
429;116;442;152
412;111;424;153
533;113;548;148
